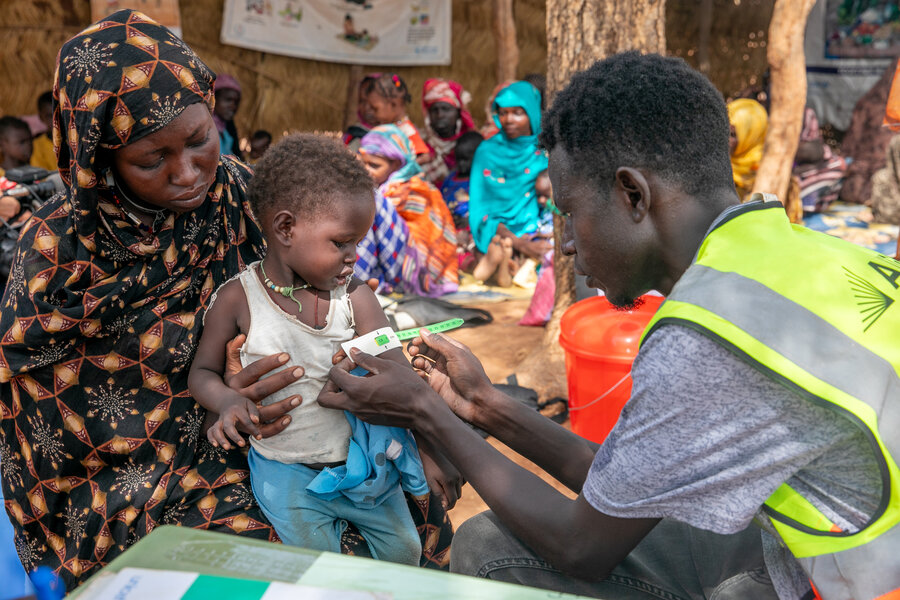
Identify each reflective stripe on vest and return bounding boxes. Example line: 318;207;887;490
639;200;900;600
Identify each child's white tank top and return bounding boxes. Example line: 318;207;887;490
237;262;354;464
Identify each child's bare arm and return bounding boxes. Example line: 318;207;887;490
347;277;409;367
188;279;261;446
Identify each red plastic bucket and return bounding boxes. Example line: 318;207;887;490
559;295;664;444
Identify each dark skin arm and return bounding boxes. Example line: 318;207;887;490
318;336;659;581
342;278;462;510
407;332;599;493
189;279;303;449
496;223;553;261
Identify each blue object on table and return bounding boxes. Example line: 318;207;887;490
30;566;65;600
0;478;34;600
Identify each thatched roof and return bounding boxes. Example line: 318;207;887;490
1;0;772;143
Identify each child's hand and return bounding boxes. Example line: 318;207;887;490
207;399;261;450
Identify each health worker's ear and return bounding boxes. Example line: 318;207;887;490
615;167;651;222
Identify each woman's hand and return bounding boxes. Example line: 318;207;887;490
223;334;303;438
408;330;493;426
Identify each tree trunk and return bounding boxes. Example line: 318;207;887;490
492;0;519;84
513;0;666;402
751;0;816;222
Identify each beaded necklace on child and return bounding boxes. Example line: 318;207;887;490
260;260;324;328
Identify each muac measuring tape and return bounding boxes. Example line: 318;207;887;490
341;318;464;376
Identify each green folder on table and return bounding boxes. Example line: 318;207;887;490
71;526;592;600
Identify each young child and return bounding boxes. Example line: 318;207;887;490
247;129;272;164
188;134;429;565
359;73;430;161
30;91;56;172
440;131;483;273
0;116;33;178
534;169;555;238
440;130;483;228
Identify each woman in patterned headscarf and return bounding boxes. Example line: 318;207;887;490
420;78;475;185
359;125;458;297
0;11;452;587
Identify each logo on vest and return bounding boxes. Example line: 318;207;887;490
844;259;899;331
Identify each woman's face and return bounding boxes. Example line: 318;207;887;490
428;101;460;138
112;102;220;213
498;106;531;139
360;152;400;186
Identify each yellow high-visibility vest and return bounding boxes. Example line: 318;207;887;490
640;197;900;600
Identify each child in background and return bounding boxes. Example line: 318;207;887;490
440;130;483;228
0;117;33;178
534;169;555;238
189;134;430;565
248;129;273;164
440;131;483;273
359;73;431;162
30;91;56;172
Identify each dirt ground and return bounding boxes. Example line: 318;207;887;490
438;298;577;529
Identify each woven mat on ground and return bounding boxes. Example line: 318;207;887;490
440;272;536;304
803;202;898;256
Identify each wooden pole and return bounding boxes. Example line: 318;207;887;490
751;0;816;222
492;0;519;84
344;65;364;131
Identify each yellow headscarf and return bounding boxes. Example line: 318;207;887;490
727;98;768;196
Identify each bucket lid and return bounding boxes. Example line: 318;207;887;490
558;295;664;363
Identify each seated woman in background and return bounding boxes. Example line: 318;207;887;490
727;98;768;201
213;73;244;160
420;78;476;185
793;107;847;213
468;81;550;286
359;125;458;297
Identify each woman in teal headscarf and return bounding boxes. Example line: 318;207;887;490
468;81;550;285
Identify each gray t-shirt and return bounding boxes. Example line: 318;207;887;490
583;325;882;600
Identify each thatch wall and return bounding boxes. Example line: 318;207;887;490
1;0;773;143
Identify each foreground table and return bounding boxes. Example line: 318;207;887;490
72;526;591;600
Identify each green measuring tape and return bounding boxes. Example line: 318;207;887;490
395;318;464;340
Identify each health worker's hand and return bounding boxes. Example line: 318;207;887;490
318;350;432;429
407;329;493;426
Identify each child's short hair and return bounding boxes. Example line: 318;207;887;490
251;129;272;143
248;133;373;222
454;131;483;159
0;116;31;139
360;73;412;104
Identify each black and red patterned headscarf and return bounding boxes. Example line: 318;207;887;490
0;10;270;584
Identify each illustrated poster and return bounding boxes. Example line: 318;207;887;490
221;0;451;66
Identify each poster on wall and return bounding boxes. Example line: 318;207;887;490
805;0;897;131
825;0;900;58
90;0;182;37
220;0;451;66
